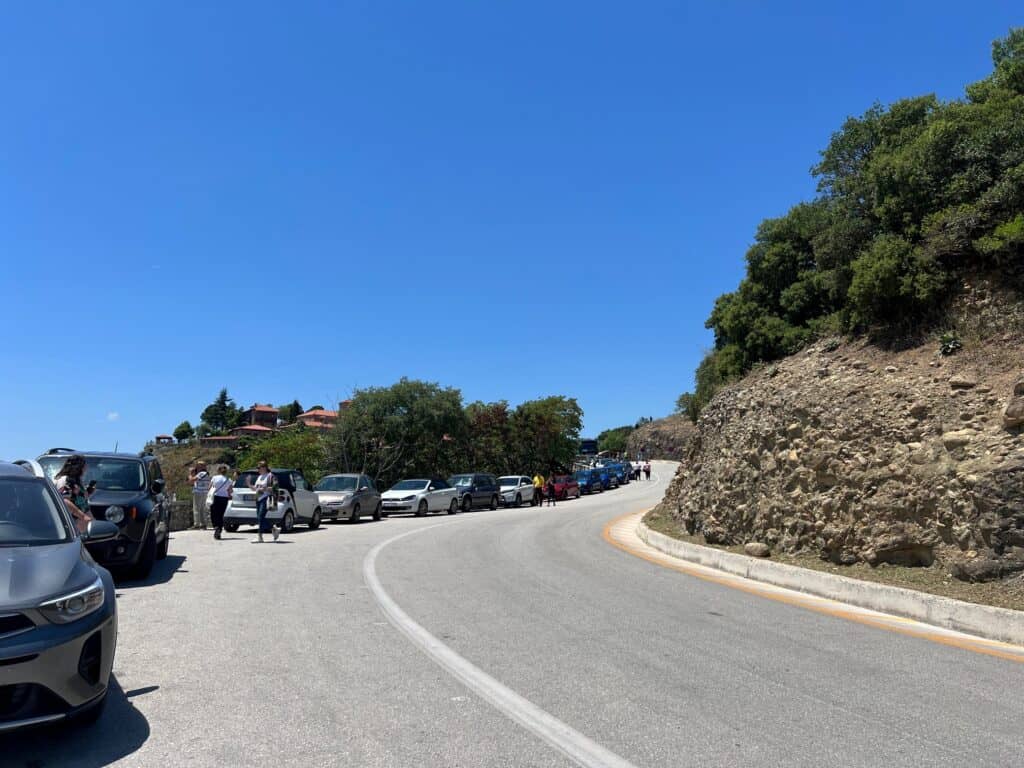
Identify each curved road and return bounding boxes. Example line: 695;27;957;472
6;461;1023;767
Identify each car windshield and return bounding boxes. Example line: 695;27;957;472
39;456;146;492
449;475;473;487
0;477;72;546
498;477;519;487
391;480;428;491
316;476;358;492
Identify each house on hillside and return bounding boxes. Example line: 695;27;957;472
231;424;275;438
243;404;279;429
296;408;338;430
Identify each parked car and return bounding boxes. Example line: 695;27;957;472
605;463;629;485
381;478;459;516
447;473;500;512
551;474;581;500
0;461;120;731
574;469;603;495
224;468;322;533
314;473;381;522
595;466;619;491
37;448;170;579
498;476;537;507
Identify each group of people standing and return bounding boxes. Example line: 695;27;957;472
532;473;559;507
189;460;278;542
632;461;652;482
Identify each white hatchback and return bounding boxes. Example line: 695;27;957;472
498;476;537;507
381;478;459;517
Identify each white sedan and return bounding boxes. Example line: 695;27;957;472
381;478;459;517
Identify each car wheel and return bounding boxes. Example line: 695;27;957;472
156;529;169;560
373;503;382;521
224;523;239;532
462;495;472;513
309;509;321;530
130;528;157;580
416;500;428;517
514;493;522;508
560;490;567;501
350;504;361;524
281;511;294;533
489;495;498;510
71;691;107;727
448;499;458;515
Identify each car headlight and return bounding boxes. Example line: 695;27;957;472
39;576;105;624
105;505;125;524
401;495;415;501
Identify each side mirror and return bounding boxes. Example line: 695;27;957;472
151;478;165;494
83;520;119;543
359;486;369;492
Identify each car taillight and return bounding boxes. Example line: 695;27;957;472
277;490;287;502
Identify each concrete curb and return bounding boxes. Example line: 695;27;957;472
637;520;1024;647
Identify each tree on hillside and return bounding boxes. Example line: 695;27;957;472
238;427;328;484
690;30;1024;421
278;400;303;423
675;393;695;420
173;420;194;442
326;379;468;488
201;388;245;433
509;396;583;474
597;425;633;454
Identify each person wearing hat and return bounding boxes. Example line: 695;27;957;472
189;460;211;529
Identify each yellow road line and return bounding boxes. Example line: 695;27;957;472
603;510;1024;665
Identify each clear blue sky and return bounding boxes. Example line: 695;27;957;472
0;2;1018;458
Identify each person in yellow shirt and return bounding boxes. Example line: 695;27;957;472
532;473;544;507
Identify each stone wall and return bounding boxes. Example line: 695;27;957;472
659;330;1024;583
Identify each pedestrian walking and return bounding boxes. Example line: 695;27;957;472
54;453;95;533
545;478;557;507
208;464;233;540
644;461;651;481
189;461;211;529
532;472;544;507
250;461;279;543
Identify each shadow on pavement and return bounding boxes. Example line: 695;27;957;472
1;675;150;768
115;554;187;589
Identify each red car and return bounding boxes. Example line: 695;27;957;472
551;474;580;500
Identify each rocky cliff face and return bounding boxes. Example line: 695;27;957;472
626;415;696;461
659;283;1024;583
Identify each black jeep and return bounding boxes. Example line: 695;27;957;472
37;449;170;579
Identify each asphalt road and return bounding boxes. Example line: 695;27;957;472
6;461;1023;767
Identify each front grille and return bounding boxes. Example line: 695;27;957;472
0;613;34;639
0;683;68;722
78;632;103;685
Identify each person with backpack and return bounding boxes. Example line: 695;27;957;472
207;464;233;540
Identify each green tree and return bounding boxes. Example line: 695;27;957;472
200;388;244;433
597;426;633;454
278;400;304;423
238;427;328;484
173;420;194;442
674;393;695;418
509;396;583;474
465;401;514;474
326;378;468;489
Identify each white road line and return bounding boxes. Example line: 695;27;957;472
364;523;640;768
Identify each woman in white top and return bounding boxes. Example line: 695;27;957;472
250;460;279;543
208;464;233;540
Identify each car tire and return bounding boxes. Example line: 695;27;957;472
448;499;458;515
130;528;157;580
281;511;294;533
514;493;522;508
373;503;382;521
309;509;321;530
224;523;239;532
489;495;498;510
462;495;472;513
559;490;567;501
416;500;428;517
71;691;107;727
350;504;361;524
